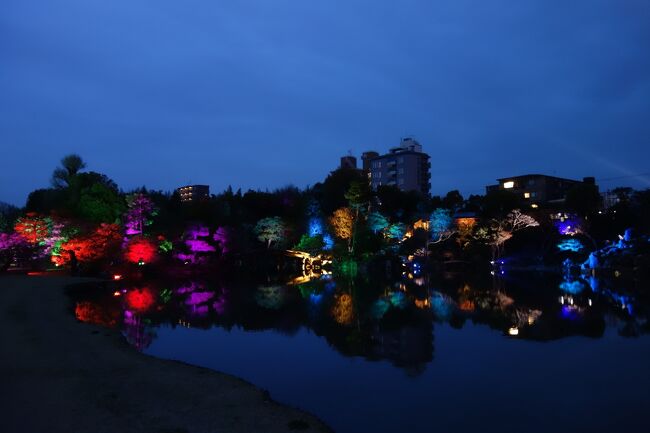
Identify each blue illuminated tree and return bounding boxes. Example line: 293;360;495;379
367;212;389;234
429;208;454;244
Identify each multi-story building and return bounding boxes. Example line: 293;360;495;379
367;138;431;195
361;151;379;172
340;155;357;170
177;185;210;203
485;175;597;205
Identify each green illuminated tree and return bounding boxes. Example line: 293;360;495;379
255;216;286;248
293;234;325;255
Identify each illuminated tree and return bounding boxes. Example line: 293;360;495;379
54;223;121;266
51;154;86;188
480;210;540;260
77;181;124;223
124;236;158;264
124;193;157;236
293;234;325;255
0;233;29;268
385;222;407;241
329;207;354;251
456;217;477;248
14;213;50;245
429;208;455;244
345;180;371;214
367;212;389;234
255;216;286;248
307;217;324;237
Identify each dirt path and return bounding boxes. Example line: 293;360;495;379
0;275;332;433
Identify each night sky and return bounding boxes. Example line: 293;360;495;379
2;0;649;206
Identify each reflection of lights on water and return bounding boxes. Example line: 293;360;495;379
508;327;519;336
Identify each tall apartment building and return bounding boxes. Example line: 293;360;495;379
177;185;210;203
367;138;431;195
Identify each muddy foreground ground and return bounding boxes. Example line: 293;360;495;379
0;275;331;433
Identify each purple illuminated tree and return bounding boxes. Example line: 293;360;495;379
124;193;157;236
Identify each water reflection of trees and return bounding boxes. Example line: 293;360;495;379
69;270;649;373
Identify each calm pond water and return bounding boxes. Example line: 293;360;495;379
71;270;650;433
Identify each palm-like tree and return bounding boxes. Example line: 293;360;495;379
51;154;86;188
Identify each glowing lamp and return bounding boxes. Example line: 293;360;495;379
508;327;519;336
524;192;531;199
113;274;122;281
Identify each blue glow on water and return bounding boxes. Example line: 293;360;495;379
557;238;584;252
431;293;453;320
322;234;334;250
559;280;586;294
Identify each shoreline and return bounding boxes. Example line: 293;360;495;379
0;274;331;433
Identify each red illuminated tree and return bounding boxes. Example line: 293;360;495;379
53;223;121;266
14;213;50;244
124;236;158;264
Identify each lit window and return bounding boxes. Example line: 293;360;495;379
503;181;514;189
524;192;531;199
531;204;539;209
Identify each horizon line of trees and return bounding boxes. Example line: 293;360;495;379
1;155;649;264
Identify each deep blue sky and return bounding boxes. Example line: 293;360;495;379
1;0;649;206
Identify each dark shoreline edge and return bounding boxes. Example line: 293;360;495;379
1;275;333;433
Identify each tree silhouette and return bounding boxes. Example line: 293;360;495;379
51;154;86;188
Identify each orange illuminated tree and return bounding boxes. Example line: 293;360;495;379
329;207;355;252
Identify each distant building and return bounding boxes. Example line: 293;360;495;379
177;185;210;203
601;190;620;210
361;151;379;172
368;138;431;195
340;155;357;170
486;175;597;205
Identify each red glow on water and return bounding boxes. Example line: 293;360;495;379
125;288;155;311
74;301;119;327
